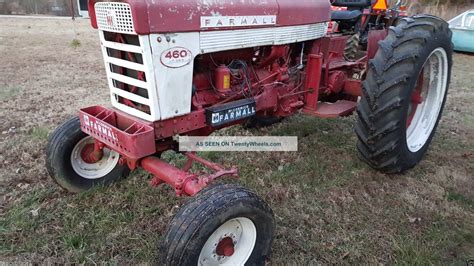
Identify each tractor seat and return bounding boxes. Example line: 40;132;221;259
331;9;362;21
330;0;374;22
331;0;373;8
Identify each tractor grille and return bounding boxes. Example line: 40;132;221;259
95;2;135;34
99;31;160;121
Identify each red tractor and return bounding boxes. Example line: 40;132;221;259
46;0;452;264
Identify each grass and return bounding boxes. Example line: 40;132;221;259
1;178;175;263
0;87;22;101
28;127;49;140
2;114;472;264
69;39;81;48
447;190;474;209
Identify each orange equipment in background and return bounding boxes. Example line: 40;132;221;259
372;0;388;10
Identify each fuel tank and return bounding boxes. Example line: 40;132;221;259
90;0;331;34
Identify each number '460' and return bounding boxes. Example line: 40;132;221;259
165;49;188;59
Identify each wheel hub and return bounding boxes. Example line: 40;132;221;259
71;136;120;179
216;236;235;257
198;217;257;265
80;143;103;164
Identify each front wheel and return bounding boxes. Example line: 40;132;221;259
356;15;453;173
159;183;275;265
46;117;129;193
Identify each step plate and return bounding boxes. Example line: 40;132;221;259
306;100;357;118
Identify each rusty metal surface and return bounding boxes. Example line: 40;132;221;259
142;153;238;196
79;106;156;159
89;0;331;34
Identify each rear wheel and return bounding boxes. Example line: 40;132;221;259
46;117;129;193
356;15;453;173
344;33;361;61
159;183;275;265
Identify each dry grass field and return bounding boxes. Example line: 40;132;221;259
1;17;473;264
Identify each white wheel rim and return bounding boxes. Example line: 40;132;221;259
198;217;257;265
406;47;448;153
70;136;120;179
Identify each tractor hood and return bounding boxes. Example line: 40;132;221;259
89;0;331;34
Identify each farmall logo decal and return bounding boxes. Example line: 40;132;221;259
83;114;118;141
106;9;116;27
209;104;256;126
201;15;276;28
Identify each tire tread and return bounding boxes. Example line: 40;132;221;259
355;15;452;173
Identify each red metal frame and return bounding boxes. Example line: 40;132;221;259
142;153;238;196
303;54;323;114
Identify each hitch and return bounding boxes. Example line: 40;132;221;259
141;152;238;196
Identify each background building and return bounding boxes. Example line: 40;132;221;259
77;0;88;18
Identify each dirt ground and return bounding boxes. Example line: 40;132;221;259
1;17;473;264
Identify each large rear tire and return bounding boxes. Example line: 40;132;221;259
356;15;453;173
159;183;275;265
344;33;361;61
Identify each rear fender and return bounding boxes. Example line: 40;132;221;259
367;29;388;60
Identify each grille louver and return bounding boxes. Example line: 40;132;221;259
95;2;135;34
